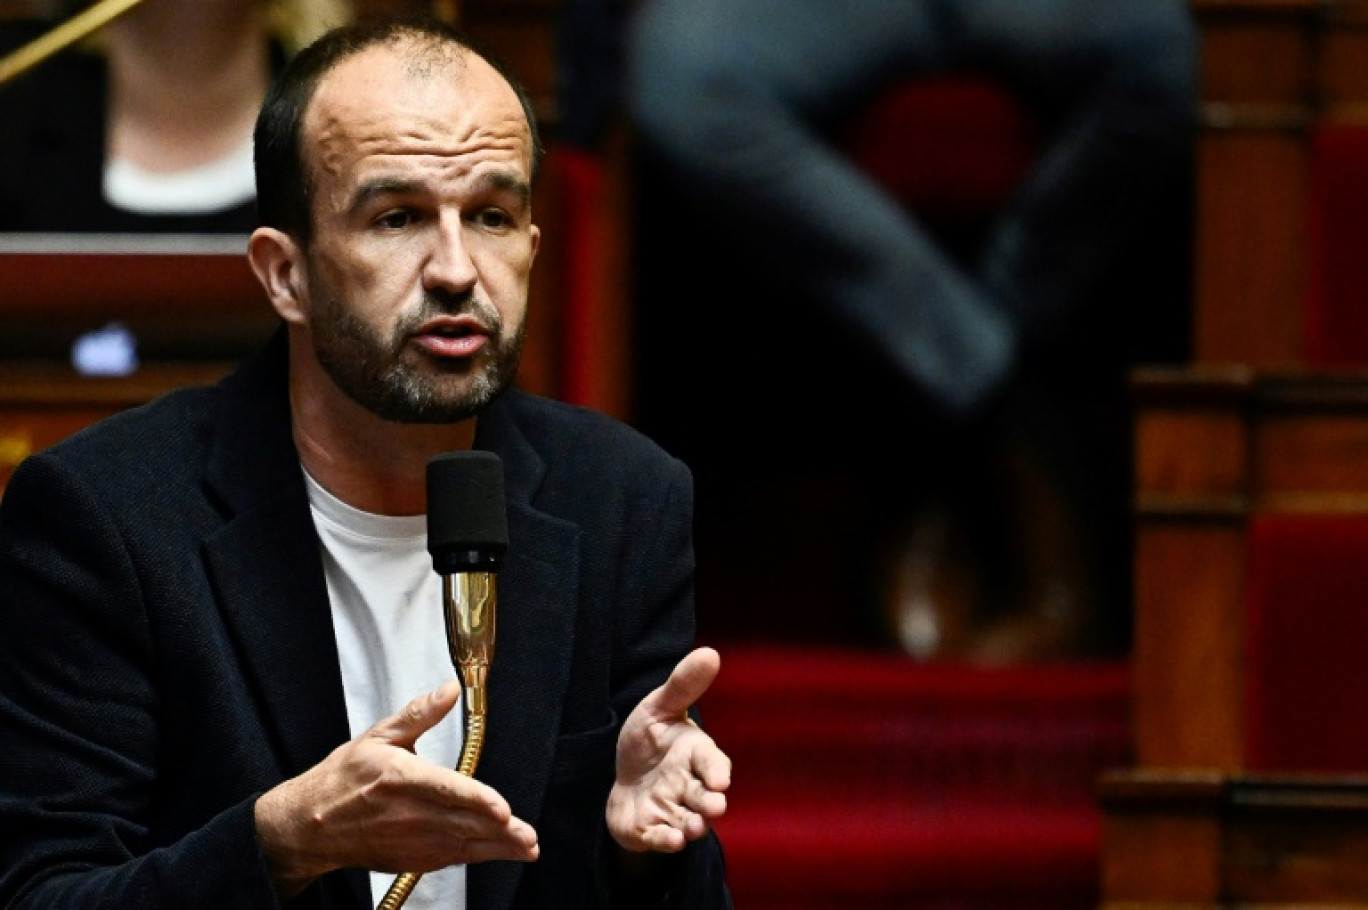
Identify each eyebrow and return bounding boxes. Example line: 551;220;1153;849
346;171;532;217
346;178;420;217
478;171;532;212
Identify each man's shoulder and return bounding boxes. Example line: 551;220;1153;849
39;380;223;487
499;388;681;470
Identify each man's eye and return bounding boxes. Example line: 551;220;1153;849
376;210;414;229
475;208;512;230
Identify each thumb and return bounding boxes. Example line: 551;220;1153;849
366;679;463;751
644;647;721;722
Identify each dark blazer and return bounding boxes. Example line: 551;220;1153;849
0;330;730;909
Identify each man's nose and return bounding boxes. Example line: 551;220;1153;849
424;218;479;294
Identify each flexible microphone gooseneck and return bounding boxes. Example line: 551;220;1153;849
377;451;507;910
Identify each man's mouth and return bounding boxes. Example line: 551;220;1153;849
412;316;490;358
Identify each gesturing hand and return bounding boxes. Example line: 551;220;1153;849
254;680;539;899
606;647;732;853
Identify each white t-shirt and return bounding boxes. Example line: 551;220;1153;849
103;136;256;214
304;468;467;909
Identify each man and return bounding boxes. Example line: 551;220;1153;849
0;16;732;910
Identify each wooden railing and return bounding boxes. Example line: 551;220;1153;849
1104;2;1368;904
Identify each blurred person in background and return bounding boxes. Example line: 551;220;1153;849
0;0;350;233
623;0;1198;661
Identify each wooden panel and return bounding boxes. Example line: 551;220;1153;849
1133;522;1247;768
1196;2;1318;106
1100;769;1226;902
1321;15;1368;114
1134;406;1249;503
1257;413;1368;507
1130;368;1368;766
0;234;275;361
1231;815;1368;899
1102;770;1368;905
1113;2;1368;904
1193;132;1309;365
1186;0;1368;367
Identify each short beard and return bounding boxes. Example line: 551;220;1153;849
312;294;524;424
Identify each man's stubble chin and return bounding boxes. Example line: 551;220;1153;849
312;304;525;425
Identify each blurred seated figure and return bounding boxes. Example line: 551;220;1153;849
0;0;348;233
626;0;1198;661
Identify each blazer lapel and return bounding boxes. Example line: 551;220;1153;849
467;395;583;910
200;331;353;778
204;490;351;776
198;334;369;908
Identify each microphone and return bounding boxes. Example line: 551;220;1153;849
378;450;507;910
426;450;507;721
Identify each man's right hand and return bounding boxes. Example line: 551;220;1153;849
253;680;540;899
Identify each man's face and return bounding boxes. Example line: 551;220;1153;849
295;39;540;423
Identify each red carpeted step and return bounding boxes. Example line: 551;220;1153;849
719;805;1100;908
698;645;1132;908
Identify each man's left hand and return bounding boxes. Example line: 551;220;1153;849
606;646;731;853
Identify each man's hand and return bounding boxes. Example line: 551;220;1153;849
607;647;731;853
254;680;539;899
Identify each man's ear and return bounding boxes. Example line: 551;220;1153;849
248;227;309;325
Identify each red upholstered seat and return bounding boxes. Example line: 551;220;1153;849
838;76;1040;221
700;646;1131;908
1246;513;1368;772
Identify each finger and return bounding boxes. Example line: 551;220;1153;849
692;740;732;793
681;777;728;820
638;824;687;854
645;647;721;721
386;752;513;821
458;833;541;865
366;680;462;750
373;818;540;872
642;802;712;850
428;807;540;851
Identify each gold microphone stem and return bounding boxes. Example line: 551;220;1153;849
376;713;487;910
0;0;146;87
377;570;496;910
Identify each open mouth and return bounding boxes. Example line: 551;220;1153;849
412;316;489;358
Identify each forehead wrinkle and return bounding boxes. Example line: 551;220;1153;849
310;89;531;183
304;42;534;207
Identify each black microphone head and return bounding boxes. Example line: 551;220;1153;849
427;450;508;574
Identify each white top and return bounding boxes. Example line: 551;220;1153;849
103;136;256;214
305;468;467;909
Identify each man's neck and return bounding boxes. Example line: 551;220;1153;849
289;366;480;518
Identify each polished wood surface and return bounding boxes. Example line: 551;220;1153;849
1101;768;1368;906
1192;0;1319;366
0;234;275;361
1131;366;1368;768
1190;0;1368;366
1107;3;1368;901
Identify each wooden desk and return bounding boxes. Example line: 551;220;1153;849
1101;768;1368;906
0;233;275;361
